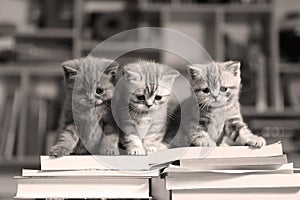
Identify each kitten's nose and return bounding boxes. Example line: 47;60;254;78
146;101;153;108
146;103;152;108
211;94;218;100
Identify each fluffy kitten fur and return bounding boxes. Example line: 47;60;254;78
186;61;266;147
49;56;119;157
115;60;179;155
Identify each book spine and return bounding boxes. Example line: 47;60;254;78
4;88;21;159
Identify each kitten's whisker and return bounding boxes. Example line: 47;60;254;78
166;110;176;120
199;103;206;112
202;102;208;113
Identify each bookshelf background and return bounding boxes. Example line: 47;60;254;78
0;0;300;199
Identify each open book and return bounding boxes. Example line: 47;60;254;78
41;142;283;171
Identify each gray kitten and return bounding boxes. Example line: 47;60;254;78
186;61;266;147
114;60;179;155
49;56;120;157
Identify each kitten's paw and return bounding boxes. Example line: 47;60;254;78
145;146;158;154
127;146;146;155
245;135;266;147
192;136;216;147
99;146;120;155
145;143;167;154
49;146;72;157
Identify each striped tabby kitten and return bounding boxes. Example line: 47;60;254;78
49;56;119;157
115;60;179;155
187;61;266;147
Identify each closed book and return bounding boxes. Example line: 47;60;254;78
40;155;150;171
171;188;300;200
163;163;294;175
148;141;283;165
41;142;283;171
152;163;296;200
165;172;300;190
22;168;160;177
15;176;150;199
179;154;288;170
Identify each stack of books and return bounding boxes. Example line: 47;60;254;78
152;142;300;200
15;142;300;199
15;155;161;199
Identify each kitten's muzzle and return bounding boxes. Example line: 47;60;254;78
146;100;153;108
146;103;153;108
211;94;219;100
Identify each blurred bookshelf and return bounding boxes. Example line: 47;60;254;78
0;0;299;199
280;63;300;74
0;63;63;167
0;0;299;172
0;156;39;168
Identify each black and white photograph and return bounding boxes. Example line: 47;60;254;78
0;0;300;199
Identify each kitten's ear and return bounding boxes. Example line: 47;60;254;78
187;65;202;80
164;70;180;85
123;66;141;82
104;60;119;76
62;59;82;79
225;61;240;77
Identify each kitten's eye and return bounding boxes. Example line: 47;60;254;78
154;95;162;101
220;86;228;92
194;88;202;93
96;88;104;95
202;88;210;93
136;95;145;101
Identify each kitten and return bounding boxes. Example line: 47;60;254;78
114;60;179;155
49;56;119;157
186;61;266;147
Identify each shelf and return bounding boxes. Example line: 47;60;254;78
0;64;62;76
82;40;161;53
280;63;300;74
16;28;74;39
0;156;39;167
139;3;272;13
84;0;126;13
242;107;300;118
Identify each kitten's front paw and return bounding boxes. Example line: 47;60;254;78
245;135;266;147
144;143;167;154
192;136;216;147
99;146;120;155
127;146;146;155
49;145;72;157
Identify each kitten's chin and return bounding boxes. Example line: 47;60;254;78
136;105;160;112
210;101;227;108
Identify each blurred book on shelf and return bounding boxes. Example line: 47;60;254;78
0;89;14;157
224;18;268;112
15;41;71;62
0;24;17;62
0;75;63;161
279;12;300;63
24;79;62;156
29;0;73;28
3;88;21;159
284;76;300;111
